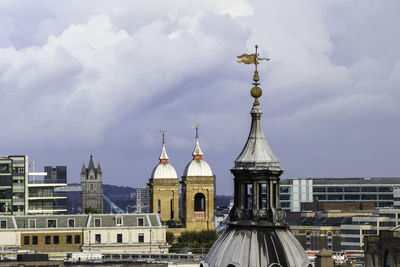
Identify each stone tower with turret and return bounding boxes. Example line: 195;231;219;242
148;132;180;222
181;125;215;231
81;153;103;213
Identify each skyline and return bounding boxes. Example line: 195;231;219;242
1;1;399;195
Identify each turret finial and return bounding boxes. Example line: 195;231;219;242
237;45;270;106
159;130;168;164
192;123;203;160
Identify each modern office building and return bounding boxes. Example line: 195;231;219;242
280;177;400;212
0;155;67;215
136;187;150;213
0;157;13;214
43;166;67;212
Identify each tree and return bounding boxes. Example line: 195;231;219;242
84;207;100;214
166;231;175;244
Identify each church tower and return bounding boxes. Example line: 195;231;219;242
203;46;310;267
81;153;103;213
148;131;180;222
181;125;215;231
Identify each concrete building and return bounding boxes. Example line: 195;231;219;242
81;153;103;213
0;214;168;257
280;177;400;212
148;136;180;222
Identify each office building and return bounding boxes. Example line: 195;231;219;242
136;187;150;213
0;155;67;215
280;177;400;212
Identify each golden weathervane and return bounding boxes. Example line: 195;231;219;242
237;45;270;105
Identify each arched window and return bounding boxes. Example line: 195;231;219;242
194;193;205;211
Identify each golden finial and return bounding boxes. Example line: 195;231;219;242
237;45;270;105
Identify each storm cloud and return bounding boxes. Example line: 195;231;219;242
0;0;399;194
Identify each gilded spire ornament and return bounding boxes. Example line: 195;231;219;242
237;45;270;106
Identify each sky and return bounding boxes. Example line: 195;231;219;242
0;0;399;195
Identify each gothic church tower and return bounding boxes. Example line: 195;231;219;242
81;153;103;213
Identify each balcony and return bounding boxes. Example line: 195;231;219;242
28;192;67;201
194;211;206;219
27;204;67;214
28;179;67;188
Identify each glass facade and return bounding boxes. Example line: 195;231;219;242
0;159;13;214
279;178;400;211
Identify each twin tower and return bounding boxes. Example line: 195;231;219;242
148;128;215;231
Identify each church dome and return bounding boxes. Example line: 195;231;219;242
150;141;178;179
202;226;311;267
183;132;213;177
183;159;212;177
151;163;178;179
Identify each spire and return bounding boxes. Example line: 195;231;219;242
81;161;86;174
88;152;95;170
235;45;278;169
159;130;169;164
97;161;102;174
192;123;203;160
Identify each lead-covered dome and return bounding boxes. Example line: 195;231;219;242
202;226;311;267
183;136;213;177
150;142;178;179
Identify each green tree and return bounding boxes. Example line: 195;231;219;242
166;231;175;244
84;207;100;214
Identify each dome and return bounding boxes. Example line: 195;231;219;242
183;159;213;177
150;139;178;179
202;226;311;267
151;163;178;179
183;134;213;177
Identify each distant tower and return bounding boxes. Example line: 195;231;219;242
148;131;180;221
81;153;103;213
203;46;310;266
181;124;215;231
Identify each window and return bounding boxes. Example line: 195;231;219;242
259;184;267;209
116;217;122;226
66;235;72;244
53;235;59;245
94;218;101;227
24;236;30;245
117;234;123;243
246;184;252;209
47;219;57;228
95;234;101;243
68;218;75;228
74;235;81;244
137;218;144;226
29;219;36;228
138;233;144;243
32;236;38;245
45;236;51;245
158;199;161;214
0;220;7;229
